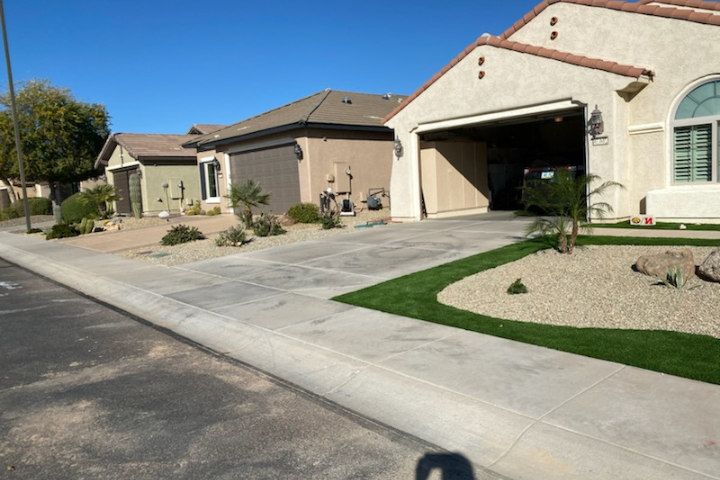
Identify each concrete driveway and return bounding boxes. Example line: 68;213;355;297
1;212;718;480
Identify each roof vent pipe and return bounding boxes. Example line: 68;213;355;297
341;96;352;104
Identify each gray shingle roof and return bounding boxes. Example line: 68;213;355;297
187;124;226;135
187;90;405;150
95;133;198;168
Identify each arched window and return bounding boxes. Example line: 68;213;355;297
673;80;720;183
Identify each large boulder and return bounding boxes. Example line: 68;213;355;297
698;248;720;282
635;249;695;280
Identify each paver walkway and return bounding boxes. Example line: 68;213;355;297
1;212;718;480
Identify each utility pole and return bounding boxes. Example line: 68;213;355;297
0;0;31;231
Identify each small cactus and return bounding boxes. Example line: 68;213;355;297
129;173;142;219
79;217;94;235
53;204;63;224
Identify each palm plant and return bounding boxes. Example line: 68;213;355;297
78;184;119;218
225;179;271;227
516;170;623;254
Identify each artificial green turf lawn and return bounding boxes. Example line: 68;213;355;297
333;235;720;385
587;220;720;231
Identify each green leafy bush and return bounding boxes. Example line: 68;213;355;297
206;206;221;216
160;224;206;246
287;203;320;223
215;225;247;247
507;278;528;295
0;197;52;220
252;214;285;237
46;223;80;240
321;212;342;230
61;192;98;223
0;207;20;221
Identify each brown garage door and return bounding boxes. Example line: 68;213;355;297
228;144;300;215
113;168;139;214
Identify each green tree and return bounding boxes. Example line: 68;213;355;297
516;170;623;254
0;79;110;204
225;179;271;228
78;184;119;218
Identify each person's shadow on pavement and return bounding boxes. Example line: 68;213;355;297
415;452;475;479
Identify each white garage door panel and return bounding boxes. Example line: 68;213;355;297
229;144;300;215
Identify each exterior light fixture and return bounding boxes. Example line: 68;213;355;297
294;142;303;160
394;137;404;159
587;105;604;139
212;157;221;171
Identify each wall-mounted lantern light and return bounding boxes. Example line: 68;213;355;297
294;142;303;160
587;105;604;139
212;157;221;172
394;137;404;159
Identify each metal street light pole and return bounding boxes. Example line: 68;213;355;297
0;0;31;231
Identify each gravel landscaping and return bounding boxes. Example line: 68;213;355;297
116;210;390;267
438;245;720;338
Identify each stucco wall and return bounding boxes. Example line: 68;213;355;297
304;129;394;208
387;4;720;221
506;3;720;219
141;163;201;215
387;41;633;220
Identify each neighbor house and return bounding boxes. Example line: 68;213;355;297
95;133;202;216
185;90;405;215
385;0;720;222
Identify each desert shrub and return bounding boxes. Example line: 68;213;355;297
507;278;528;295
46;223;80;240
26;227;43;234
160;224;205;246
215;225;247;247
206;206;221;216
321;212;343;230
12;197;53;216
252;213;286;237
61;192;98;223
0;207;20;221
287;202;320;224
186;201;202;215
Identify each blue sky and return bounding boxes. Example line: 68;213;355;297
2;1;542;134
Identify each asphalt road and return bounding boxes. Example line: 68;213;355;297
0;258;498;480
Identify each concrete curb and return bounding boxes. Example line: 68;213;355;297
2;232;718;480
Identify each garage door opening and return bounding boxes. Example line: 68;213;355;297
420;109;586;216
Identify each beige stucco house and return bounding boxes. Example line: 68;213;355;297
95;133;202;216
185;90;404;215
385;0;720;222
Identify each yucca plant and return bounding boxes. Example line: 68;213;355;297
516;170;623;254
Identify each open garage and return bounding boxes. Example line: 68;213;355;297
418;108;585;217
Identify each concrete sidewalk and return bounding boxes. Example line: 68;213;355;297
1;214;718;480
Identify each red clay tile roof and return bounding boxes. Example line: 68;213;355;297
383;36;652;123
383;0;720;124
